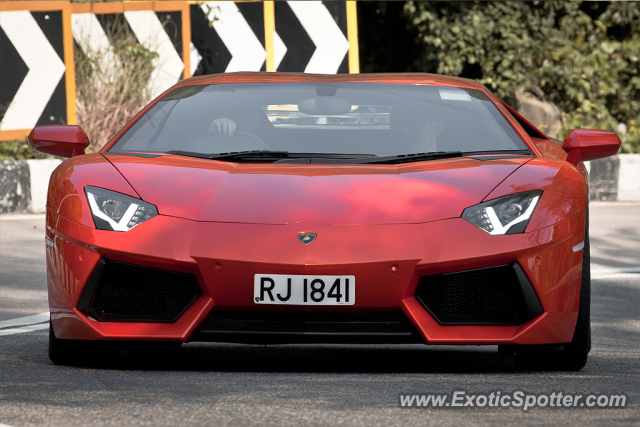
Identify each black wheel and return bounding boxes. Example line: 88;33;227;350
49;319;80;365
559;208;591;370
49;319;121;366
513;210;591;371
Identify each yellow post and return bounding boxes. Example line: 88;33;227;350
182;2;192;78
346;1;359;74
264;1;275;72
62;8;77;124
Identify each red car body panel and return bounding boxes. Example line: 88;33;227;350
103;154;530;224
47;203;584;344
44;72;595;347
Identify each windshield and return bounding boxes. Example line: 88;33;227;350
108;83;529;159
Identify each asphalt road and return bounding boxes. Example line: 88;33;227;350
0;203;638;426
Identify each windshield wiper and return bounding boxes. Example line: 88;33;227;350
168;150;378;161
168;150;461;164
352;151;462;164
290;153;378;159
169;150;290;160
462;149;533;156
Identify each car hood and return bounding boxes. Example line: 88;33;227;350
104;154;530;225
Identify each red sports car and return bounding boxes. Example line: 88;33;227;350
29;73;621;370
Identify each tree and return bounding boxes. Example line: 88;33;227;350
359;1;640;152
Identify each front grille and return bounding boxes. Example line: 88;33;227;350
416;264;542;325
193;311;422;344
82;260;199;322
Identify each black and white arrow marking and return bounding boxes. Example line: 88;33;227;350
191;1;350;75
190;1;266;75
124;11;184;98
71;13;115;72
0;11;66;131
274;1;350;74
286;1;350;73
71;11;184;99
202;2;266;72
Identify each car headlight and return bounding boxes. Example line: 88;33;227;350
462;190;542;235
85;186;158;231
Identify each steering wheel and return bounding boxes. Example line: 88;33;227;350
233;130;270;149
183;131;271;154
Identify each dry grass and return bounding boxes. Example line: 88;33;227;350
75;17;157;152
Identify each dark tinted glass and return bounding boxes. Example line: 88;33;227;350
109;83;527;156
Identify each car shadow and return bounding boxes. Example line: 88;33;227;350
101;344;519;374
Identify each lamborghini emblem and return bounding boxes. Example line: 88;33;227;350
298;233;317;245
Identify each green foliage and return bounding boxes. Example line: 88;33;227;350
0;140;49;161
391;1;640;152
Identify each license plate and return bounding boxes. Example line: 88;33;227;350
254;274;355;305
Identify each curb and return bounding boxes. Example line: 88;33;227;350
1;155;639;214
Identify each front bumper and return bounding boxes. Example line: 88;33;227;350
47;208;585;345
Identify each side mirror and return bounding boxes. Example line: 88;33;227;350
28;125;90;158
562;129;621;164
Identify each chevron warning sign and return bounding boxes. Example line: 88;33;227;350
190;1;267;75
72;10;186;99
275;1;350;73
0;1;358;141
191;1;358;75
0;9;70;135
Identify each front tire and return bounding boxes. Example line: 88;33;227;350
49;319;121;365
49;319;80;365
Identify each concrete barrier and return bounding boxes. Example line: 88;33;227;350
1;155;639;214
0;161;31;213
585;154;640;202
0;159;62;214
616;154;640;201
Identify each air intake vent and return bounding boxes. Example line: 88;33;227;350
193;311;422;344
416;263;543;325
79;260;199;322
